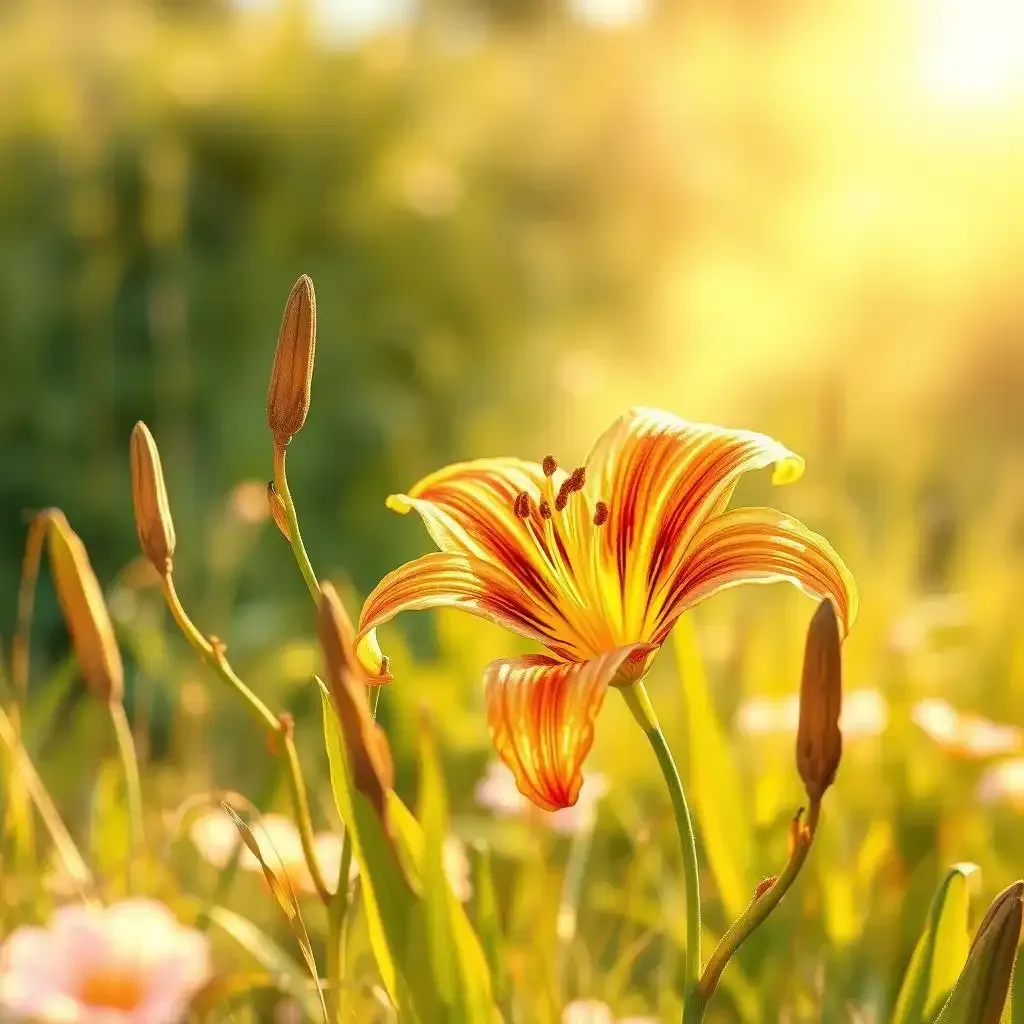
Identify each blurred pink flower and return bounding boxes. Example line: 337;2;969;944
978;758;1024;807
0;899;211;1024
189;809;351;896
562;1000;656;1024
736;689;888;740
189;808;472;902
475;760;609;834
912;698;1022;759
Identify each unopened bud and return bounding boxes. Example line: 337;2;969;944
46;511;123;703
130;422;176;576
266;481;291;541
317;583;394;824
941;880;1023;1023
796;599;843;802
267;275;316;445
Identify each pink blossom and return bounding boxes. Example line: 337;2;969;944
0;899;211;1024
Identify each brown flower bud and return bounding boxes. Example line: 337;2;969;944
46;510;124;703
266;481;291;541
130;422;176;576
267;274;316;445
796;598;843;802
317;583;393;824
945;880;1024;1023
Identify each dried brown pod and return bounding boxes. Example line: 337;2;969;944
796;598;843;802
266;275;317;446
130;421;176;576
46;510;124;704
317;583;394;824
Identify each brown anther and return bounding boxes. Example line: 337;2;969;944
379;655;390;678
542;455;557;477
753;876;777;900
593;501;609;527
567;466;586;492
554;483;570;512
513;492;531;519
539;500;552;520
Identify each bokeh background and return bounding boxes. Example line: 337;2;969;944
3;0;1024;1020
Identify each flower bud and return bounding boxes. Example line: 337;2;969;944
266;481;291;541
796;598;843;802
46;510;124;704
317;583;393;824
266;275;316;446
941;880;1023;1023
130;422;176;576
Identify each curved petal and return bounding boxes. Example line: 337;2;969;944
354;552;586;676
583;408;806;638
387;459;612;657
652;507;858;642
484;645;650;812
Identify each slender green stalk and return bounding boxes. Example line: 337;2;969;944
695;802;819;1011
159;573;330;903
109;700;144;853
620;682;702;1023
273;444;320;602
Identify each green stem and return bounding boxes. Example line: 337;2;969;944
696;802;819;1009
273;443;320;602
109;700;144;855
620;682;702;1022
326;684;380;1020
159;573;330;904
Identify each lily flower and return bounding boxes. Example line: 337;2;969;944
356;408;857;811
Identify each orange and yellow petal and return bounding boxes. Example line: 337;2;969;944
483;645;649;812
653;507;858;641
583;408;805;639
387;457;602;657
354;551;576;677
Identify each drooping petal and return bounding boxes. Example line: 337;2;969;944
583;408;806;639
484;644;651;812
652;507;858;642
355;552;585;676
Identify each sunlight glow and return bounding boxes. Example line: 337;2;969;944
918;0;1024;107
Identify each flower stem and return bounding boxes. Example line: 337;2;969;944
108;700;144;856
620;683;702;1022
159;572;330;904
273;443;320;603
696;802;819;1010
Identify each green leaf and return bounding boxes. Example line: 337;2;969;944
469;842;508;1006
892;862;978;1024
417;717;497;1023
221;805;328;1023
671;615;753;920
320;683;496;1024
205;905;323;1021
320;683;435;1021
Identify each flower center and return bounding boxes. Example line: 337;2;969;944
78;970;145;1011
514;457;607;526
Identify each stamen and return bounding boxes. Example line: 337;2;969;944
539;500;552;520
542;455;558;477
593;501;609;527
513;491;532;519
554;483;571;512
567;466;586;492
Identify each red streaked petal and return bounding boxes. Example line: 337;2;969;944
653;507;858;641
484;645;651;812
583;408;805;636
354;552;578;677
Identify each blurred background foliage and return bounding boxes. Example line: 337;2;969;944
3;0;1024;1020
